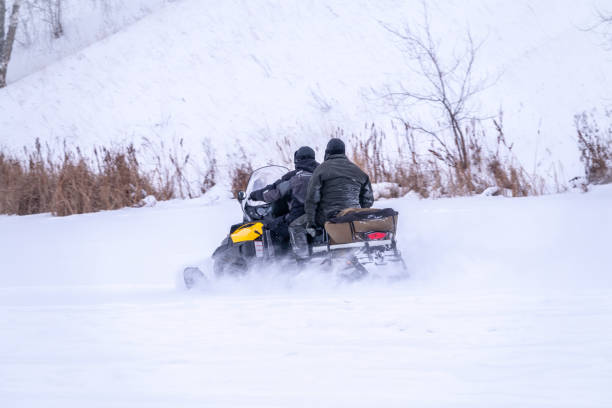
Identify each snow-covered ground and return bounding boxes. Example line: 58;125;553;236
12;0;170;82
1;187;611;407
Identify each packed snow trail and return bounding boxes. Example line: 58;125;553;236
2;289;610;407
1;187;612;407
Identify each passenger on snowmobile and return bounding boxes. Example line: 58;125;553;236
299;138;374;249
248;146;319;253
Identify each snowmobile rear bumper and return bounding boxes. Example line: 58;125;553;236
311;239;393;253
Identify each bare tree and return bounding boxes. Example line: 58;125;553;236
0;0;22;88
43;0;62;38
382;5;491;190
598;11;612;49
23;0;62;39
582;8;612;50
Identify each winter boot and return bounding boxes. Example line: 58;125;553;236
289;228;310;260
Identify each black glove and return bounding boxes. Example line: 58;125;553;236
249;189;265;202
305;222;317;237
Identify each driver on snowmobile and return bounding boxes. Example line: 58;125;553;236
248;146;319;254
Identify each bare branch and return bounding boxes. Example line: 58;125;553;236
379;0;494;184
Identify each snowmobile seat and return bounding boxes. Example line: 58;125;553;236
324;208;398;245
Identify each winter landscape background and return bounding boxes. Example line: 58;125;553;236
1;0;612;406
2;0;612;188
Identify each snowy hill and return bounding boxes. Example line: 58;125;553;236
1;0;611;183
10;0;170;82
2;2;612;405
1;187;611;406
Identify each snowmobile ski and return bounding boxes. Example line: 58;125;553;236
183;267;206;289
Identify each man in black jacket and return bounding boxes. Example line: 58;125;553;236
304;138;374;228
249;146;319;248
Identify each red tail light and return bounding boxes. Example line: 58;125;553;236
367;232;387;240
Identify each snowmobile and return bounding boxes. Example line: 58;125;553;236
183;165;407;288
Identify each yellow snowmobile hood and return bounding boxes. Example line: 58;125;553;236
230;222;264;243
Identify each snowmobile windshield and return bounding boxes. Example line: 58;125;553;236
243;165;289;220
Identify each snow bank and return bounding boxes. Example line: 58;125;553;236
1;182;611;292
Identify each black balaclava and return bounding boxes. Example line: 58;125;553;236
294;146;315;164
294;146;318;172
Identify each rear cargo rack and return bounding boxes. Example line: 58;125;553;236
311;239;393;253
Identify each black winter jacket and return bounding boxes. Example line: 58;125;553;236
257;158;319;224
305;153;374;226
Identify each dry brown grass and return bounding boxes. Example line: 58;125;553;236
346;118;540;199
349;125;432;198
0;139;219;216
1;140;59;215
575;110;612;185
1;115;550;217
230;162;253;199
0;140;160;216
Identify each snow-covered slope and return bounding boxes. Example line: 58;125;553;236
11;0;170;82
1;0;611;181
1;187;611;406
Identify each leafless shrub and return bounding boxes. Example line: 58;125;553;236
227;146;253;199
591;9;612;50
482;117;537;196
200;140;217;194
379;3;509;195
350;124;393;184
346;119;539;200
167;138;193;198
274;135;295;167
46;0;62;38
141;136;216;199
575;110;612;184
90;144;156;211
23;0;62;39
229;162;253;199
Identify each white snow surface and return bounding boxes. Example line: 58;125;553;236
1;0;612;182
12;0;170;82
1;187;611;407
